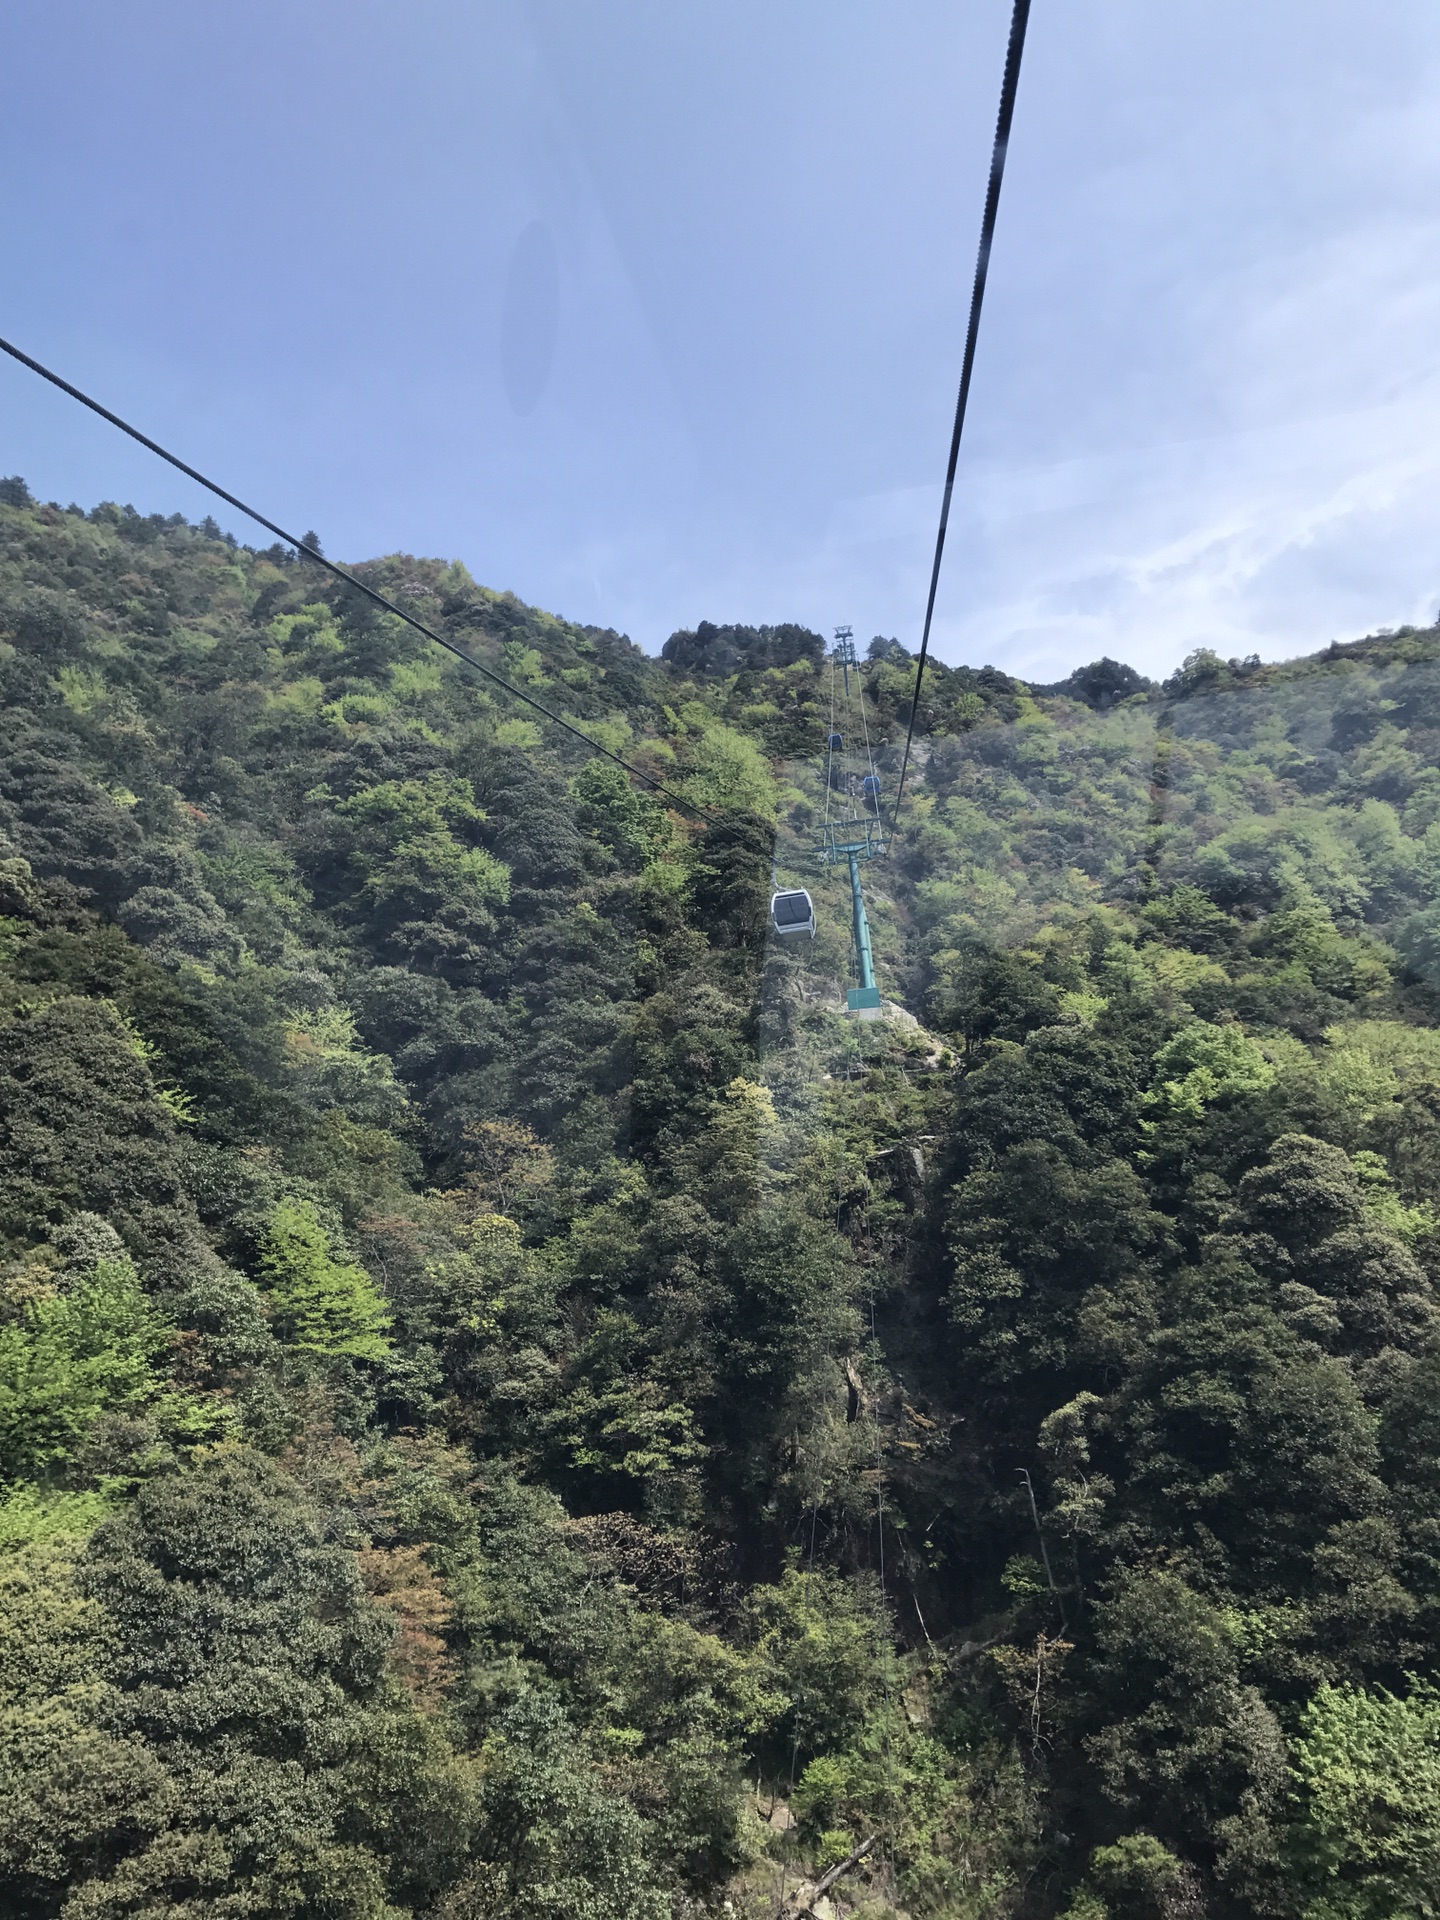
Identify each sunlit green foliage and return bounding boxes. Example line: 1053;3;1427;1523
7;493;1440;1914
260;1197;394;1360
1289;1679;1440;1917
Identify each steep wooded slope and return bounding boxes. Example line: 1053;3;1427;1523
4;485;1440;1918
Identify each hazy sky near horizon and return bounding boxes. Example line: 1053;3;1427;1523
3;1;1440;680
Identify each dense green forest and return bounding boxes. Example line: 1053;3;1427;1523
4;478;1440;1918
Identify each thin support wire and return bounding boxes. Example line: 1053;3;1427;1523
825;652;839;830
857;646;877;788
0;333;713;822
869;1280;897;1868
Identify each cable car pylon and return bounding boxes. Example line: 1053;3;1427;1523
767;626;886;1015
820;628;885;1018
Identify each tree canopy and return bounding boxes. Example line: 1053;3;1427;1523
3;485;1440;1915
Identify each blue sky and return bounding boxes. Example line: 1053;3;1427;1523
3;0;1440;680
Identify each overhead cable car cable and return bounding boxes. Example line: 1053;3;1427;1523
0;333;715;823
888;0;1032;841
825;654;839;821
853;643;883;818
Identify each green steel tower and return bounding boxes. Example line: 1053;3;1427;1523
819;629;886;1018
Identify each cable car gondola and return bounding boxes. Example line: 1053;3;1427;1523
770;886;816;939
827;731;846;790
861;773;882;816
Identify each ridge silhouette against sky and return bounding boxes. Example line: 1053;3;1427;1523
2;0;1439;680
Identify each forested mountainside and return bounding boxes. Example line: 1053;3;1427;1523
5;482;1440;1920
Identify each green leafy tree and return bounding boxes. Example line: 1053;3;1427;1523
1078;1569;1288;1903
571;760;667;870
0;1533;165;1918
61;1452;469;1919
1290;1680;1440;1918
0;996;191;1254
0;1253;170;1482
458;1695;670;1920
259;1199;393;1360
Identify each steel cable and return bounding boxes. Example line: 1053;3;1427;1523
888;0;1032;840
0;334;715;822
